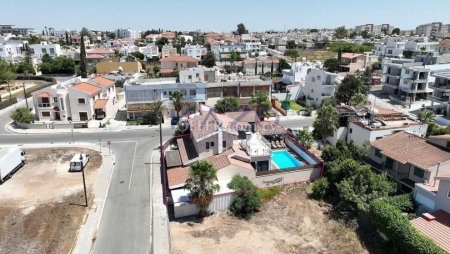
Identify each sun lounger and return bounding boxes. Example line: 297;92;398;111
271;141;278;149
280;140;286;148
276;140;283;148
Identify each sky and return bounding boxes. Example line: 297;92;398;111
2;0;450;33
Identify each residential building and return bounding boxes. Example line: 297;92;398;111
71;35;90;47
116;28;141;39
416;22;444;37
30;41;61;61
367;131;450;188
178;35;193;43
179;67;217;83
241;58;279;75
0;35;27;64
0;25;34;36
166;110;323;218
144;34;161;43
180;44;207;60
31;76;117;122
240;34;262;53
438;39;450;55
405;41;439;53
159;55;198;74
96;61;142;74
373;41;406;58
329;105;427;146
429;72;450;114
382;57;450;104
140;44;159;59
303;69;342;108
124;77;206;120
161;44;178;58
340;53;370;73
410;209;450;254
211;42;248;62
160;32;176;42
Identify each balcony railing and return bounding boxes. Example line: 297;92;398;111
38;103;51;108
430;83;450;91
428;95;449;103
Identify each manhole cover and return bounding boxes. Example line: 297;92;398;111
120;180;125;184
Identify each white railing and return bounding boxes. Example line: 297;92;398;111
240;133;271;157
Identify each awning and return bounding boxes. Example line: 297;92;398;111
93;99;108;109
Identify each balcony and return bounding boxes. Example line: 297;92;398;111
428;95;449;103
38;103;51;108
240;133;271;157
322;80;337;86
430;83;450;92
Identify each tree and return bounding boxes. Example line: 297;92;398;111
131;51;144;60
348;93;368;106
349;31;357;39
392;28;401;35
296;130;314;149
284;49;300;62
418;109;435;125
249;91;272;120
309;29;319;33
200;51;216;68
79;35;87;78
0;59;17;102
360;30;371;39
230;51;239;67
65;31;70;44
312;104;339;141
227;175;261;220
371;61;381;70
311;177;330;199
170;90;185;119
403;50;413;59
321;140;366;163
151;65;160;78
286;40;296;49
215;97;239;113
277;58;291;73
185;160;220;217
39;56;75;74
335;26;348;39
10;107;34;123
324;58;340;72
108;32;116;40
236;23;247;35
335;74;369;104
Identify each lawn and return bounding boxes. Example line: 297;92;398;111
289;100;302;111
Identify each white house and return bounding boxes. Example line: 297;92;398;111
30;41;61;61
281;60;322;85
179;67;218;83
116;28;141;39
0;35;27;64
140;44;159;59
180;44;207;60
303;69;343;107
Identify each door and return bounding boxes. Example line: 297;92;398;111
79;112;88;121
54;112;61;120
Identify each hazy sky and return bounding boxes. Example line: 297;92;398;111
2;0;450;32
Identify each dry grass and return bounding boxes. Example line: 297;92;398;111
170;184;368;254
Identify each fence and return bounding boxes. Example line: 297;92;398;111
15;121;88;129
172;192;235;218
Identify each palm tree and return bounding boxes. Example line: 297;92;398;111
249;91;272;120
296;130;314;149
152;100;163;124
313;104;339;142
418;109;435;125
169;90;185;119
185;160;220;216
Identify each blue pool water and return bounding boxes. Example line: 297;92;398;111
272;150;303;169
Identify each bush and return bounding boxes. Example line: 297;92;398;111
257;187;282;202
11;107;34;123
383;194;414;213
369;200;446;254
228;175;261;220
311;177;330;199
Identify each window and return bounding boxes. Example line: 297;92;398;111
42;48;47;54
414;167;425;178
374;149;382;158
196;73;200;78
210;142;214;147
60;99;65;111
78;98;86;104
190;90;196;96
169;91;172;96
163;91;167;96
188;75;192;79
49;48;55;54
223;141;227;148
349;128;353;133
206;142;210;149
42;112;50;117
53;97;58;102
447;190;450;198
385;157;394;170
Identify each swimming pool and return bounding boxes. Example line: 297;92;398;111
272;150;303;169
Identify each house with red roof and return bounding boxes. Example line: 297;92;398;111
159;55;198;74
31;76;117;122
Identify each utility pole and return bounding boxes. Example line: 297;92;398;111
80;154;88;207
7;81;12;102
22;82;29;108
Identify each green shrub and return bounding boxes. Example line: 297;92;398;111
311;177;330;199
369;200;446;254
383;194;414;213
228;175;261;220
10;107;34;123
257;187;282;202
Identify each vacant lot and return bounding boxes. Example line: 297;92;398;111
0;80;51;101
0;148;101;254
170;184;368;254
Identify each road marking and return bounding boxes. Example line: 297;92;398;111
128;141;138;190
149;150;156;251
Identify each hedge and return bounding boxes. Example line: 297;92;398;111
369;199;445;254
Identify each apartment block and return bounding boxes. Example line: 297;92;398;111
303;69;343;108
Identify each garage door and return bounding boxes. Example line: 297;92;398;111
415;192;435;210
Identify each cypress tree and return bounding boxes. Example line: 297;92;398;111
79;35;87;78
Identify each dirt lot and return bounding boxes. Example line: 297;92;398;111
170;184;368;254
0;148;102;254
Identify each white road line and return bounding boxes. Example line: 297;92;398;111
128;141;138;190
149;150;155;250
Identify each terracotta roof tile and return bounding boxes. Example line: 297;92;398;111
160;55;199;63
86;54;105;59
93;99;108;109
189;111;219;140
411;210;450;253
209;149;233;169
91;76;114;87
371;131;450;170
72;82;102;95
167;167;189;188
37;92;52;97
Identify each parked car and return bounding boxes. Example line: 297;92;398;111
69;153;89;172
0;147;25;183
171;117;179;125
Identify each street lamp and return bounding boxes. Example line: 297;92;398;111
79;154;88;207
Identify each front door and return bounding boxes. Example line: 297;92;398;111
79;112;88;121
54;112;61;120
